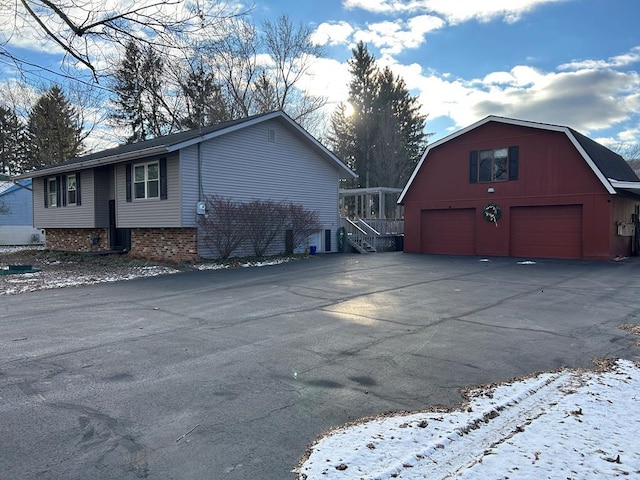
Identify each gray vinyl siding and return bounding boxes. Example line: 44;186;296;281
94;167;113;228
32;170;97;228
180;145;199;226
180;119;341;257
116;155;181;228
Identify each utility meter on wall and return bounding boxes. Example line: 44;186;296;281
196;201;206;215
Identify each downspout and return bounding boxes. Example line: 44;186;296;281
198;142;203;201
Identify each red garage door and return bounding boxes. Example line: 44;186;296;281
421;208;476;255
510;205;583;259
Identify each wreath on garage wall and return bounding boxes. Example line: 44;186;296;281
483;203;502;225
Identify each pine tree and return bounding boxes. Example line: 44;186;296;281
111;41;147;143
180;60;229;130
0;105;27;175
328;42;428;191
111;40;176;143
348;41;378;188
26;86;83;169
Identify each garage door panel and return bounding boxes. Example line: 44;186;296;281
421;208;476;255
510;205;582;258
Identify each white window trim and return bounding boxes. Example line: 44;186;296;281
66;173;77;205
133;161;160;200
47;177;57;208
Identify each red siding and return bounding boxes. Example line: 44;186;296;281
402;122;640;260
510;205;582;258
420;209;475;254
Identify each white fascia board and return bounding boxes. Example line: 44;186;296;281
564;132;617;194
609;179;640;191
398;116;496;204
397;115;617;203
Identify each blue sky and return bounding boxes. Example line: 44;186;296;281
256;0;640;147
1;0;639;151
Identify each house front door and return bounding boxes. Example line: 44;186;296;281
109;200;131;251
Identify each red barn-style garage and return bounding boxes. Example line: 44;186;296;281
399;116;640;260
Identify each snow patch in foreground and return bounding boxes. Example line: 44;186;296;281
297;359;640;479
1;265;180;295
196;258;292;270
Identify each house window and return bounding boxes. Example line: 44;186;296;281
470;146;519;183
66;174;77;205
134;162;159;199
47;177;57;207
268;127;276;143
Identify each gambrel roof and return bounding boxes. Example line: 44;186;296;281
15;110;355;180
399;115;640;202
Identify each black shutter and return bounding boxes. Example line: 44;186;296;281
61;175;67;206
56;176;62;207
469;151;478;183
43;177;48;208
126;164;132;202
159;157;167;200
508;146;519;181
76;172;81;206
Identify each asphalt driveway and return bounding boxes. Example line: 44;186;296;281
1;253;639;479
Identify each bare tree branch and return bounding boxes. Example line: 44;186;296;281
2;0;244;82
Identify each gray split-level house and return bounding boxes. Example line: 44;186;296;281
14;111;356;261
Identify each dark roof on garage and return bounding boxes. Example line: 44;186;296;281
569;128;639;182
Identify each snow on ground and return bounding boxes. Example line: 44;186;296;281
196;257;293;270
296;359;640;479
0;246;298;296
0;264;182;295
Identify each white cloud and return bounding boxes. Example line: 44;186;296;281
558;46;640;71
311;21;355;46
420;0;566;24
437;68;640;136
353;46;640;143
343;0;418;14
314;15;444;56
343;0;566;23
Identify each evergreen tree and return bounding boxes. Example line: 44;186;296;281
328;42;428;191
26;86;83;169
179;60;229;130
111;41;147;142
0;105;27;175
111;40;176;143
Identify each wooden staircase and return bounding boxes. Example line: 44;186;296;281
340;217;404;254
349;236;377;253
